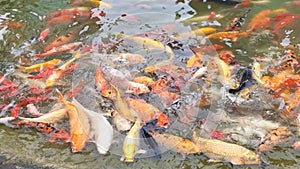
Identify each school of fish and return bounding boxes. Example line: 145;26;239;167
1;0;300;167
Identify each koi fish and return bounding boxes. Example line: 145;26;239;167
72;99;113;154
95;66;115;98
27;68;54;79
127;81;150;94
11;96;50;117
45;51;81;88
44;31;76;52
122;119;144;162
126;98;169;128
225;9;251;31
247;8;286;32
45;7;91;20
133;76;155;86
111;84;137;122
139;125;161;159
196;27;217;35
206;31;249;42
193;132;260;165
111;109;132;131
0;73;13;86
13;121;70;143
0;21;24;28
19;108;68;123
26;103;44;117
151;132;200;154
35;42;83;59
121;33;165;50
258;127;291;153
39;28;50;42
217;58;231;85
235;0;250;8
56;89;90;152
16;59;61;73
47;15;76;26
113;53;146;65
273;14;299;37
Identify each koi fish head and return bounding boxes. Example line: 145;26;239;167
156;114;170;128
241;151;261;165
101;89;116;98
70;134;87;153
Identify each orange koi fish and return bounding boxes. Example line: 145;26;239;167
218;50;235;65
206;31;249;42
126;98;169;128
95;66;115;98
35;42;83;59
247;8;286;32
0;21;24;28
56;89;90;152
47;15;76;26
16;59;61;73
258;127;291;153
45;7;91;20
44;31;76;52
13;121;70;143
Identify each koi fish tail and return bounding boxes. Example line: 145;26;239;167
140;127;161;159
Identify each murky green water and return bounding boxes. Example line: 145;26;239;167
1;0;300;168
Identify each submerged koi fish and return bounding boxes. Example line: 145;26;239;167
35;42;83;59
111;84;137;122
0;21;24;28
16;59;61;73
122;119;144;162
56;89;90;152
247;8;286;32
95;66;115;98
45;51;81;88
152;132;200;154
206;31;249;42
13;121;70;143
45;7;91;20
126;98;169;128
44;31;76;52
39;28;50;42
193;132;260;165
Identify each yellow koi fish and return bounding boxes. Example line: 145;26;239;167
16;59;62;73
111;84;137;122
152;132;201;154
193;132;260;165
122;119;144;162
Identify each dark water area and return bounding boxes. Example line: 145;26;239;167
1;0;300;168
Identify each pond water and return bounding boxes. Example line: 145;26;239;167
1;0;300;168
